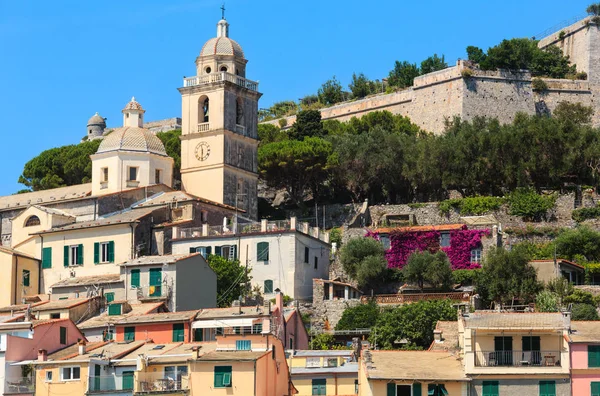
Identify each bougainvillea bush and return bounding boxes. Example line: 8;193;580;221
367;226;489;270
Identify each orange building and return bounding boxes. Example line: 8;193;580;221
113;310;197;343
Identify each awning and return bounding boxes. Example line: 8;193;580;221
192;318;258;329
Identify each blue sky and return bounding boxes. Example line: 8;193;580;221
0;0;591;196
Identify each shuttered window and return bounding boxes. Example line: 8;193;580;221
94;241;115;264
42;247;52;269
22;270;30;287
482;381;499;396
172;323;185;342
124;327;135;341
60;327;67;344
194;328;203;342
149;268;162;297
412;383;421;396
236;340;251;350
214;366;232;388
108;304;122;316
105;292;115;303
589;345;600;368
257;242;269;262
539;381;556;396
130;269;140;288
592;382;600;396
304;247;309;263
311;379;326;395
264;280;273;294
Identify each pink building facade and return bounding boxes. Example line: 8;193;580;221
569;322;600;396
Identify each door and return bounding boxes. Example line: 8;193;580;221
523;336;541;365
93;365;101;391
149;268;162;297
494;336;513;366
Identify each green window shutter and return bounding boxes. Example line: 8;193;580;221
77;244;84;265
232;245;238;260
206;246;212;255
108;304;121;316
589;345;600;367
105;292;115;303
387;383;396;396
264;280;273;294
149;268;162;286
194;328;203;342
311;379;326;395
42;247;52;269
124;326;135;341
214;366;232;388
483;381;499;396
215;246;222;256
131;269;140;288
64;246;69;267
22;270;30;287
592;382;600;396
540;381;556;396
412;382;421;396
173;323;185;342
59;327;67;344
122;371;134;390
94;242;100;264
108;241;115;262
257;242;269;262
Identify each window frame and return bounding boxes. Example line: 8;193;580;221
440;232;451;247
155;169;162;184
124;326;136;342
24;215;41;227
101;167;109;183
264;280;274;294
314;256;318;270
127;166;138;182
539;380;556;396
214;366;232;388
59;326;67;345
304;247;309;263
592;381;600;396
22;269;30;287
42;247;52;269
257;241;269;262
470;248;483;264
130;269;140;289
45;371;53;382
482;381;499;396
61;366;81;381
589;345;600;367
236;339;251;351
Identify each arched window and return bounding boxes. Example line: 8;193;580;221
198;97;209;123
25;215;41;227
264;280;273;294
220;66;228;72
235;98;244;125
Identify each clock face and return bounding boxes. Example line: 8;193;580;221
195;142;210;161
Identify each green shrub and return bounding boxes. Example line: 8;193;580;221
278;118;288;128
439;196;504;215
504;225;563;238
571;303;600;320
452;269;481;285
572;206;600;222
461;68;474;78
512;241;556;260
564;289;597;305
532;78;549;92
558;30;566;40
507;188;556;220
329;228;342;247
335;302;380;330
536;290;559;312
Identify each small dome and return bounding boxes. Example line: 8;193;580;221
200;37;244;58
87;112;106;126
96;127;167;156
123;97;144;112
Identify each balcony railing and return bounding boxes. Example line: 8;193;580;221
183;72;259;92
266;220;290;232
89;374;133;393
235;124;246;135
475;350;562;367
5;377;34;394
198;122;210;132
208;225;236;236
137;373;189;393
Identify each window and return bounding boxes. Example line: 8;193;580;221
264;280;273;294
149;268;162;297
314;256;318;270
101;167;109;183
325;358;337;367
94;241;114;264
155;169;162;184
50;313;60;319
236;340;251;350
306;357;320;368
190;246;211;258
60;326;67;344
45;371;52;382
523;336;541;365
380;235;391;250
494;336;513;366
216;245;237;260
440;232;451;247
428;384;449;396
539;381;556;396
25;215;41;227
172;323;185;342
289;337;294;350
304;247;309;263
593;382;600;396
220;66;228;72
199;97;209;123
193;328;203;342
105;292;115;303
61;367;80;381
124;327;135;341
355;380;359;394
130;269;140;288
482;381;499;396
63;244;83;267
108;304;122;316
252;323;262;334
257;242;269;262
122;371;134;390
470;248;482;264
205;67;212;74
214;366;232;388
589;345;600;367
42;247;52;269
312;379;326;395
22;269;30;287
128;167;138;182
103;329;114;341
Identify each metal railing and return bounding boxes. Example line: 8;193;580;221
5;377;34;394
89;374;133;392
183;72;259;91
475;350;562;367
137;373;189;392
362;292;471;305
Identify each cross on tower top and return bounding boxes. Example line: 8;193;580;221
220;4;225;19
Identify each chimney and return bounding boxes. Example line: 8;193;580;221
38;349;48;362
562;311;572;331
192;346;201;359
78;339;87;355
433;329;443;343
232;300;241;314
275;288;283;313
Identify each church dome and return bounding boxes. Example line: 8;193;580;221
123;97;144;111
96;127;167;156
200;36;244;58
87;112;106;126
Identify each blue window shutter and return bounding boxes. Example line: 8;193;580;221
63;246;69;267
412;382;421;396
206;246;212;255
215;246;222;256
108;241;115;262
94;242;100;264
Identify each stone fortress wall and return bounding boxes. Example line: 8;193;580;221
263;17;600;134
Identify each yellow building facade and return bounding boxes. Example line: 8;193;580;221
0;246;39;307
288;350;358;396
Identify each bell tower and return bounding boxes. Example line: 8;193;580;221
179;14;261;219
